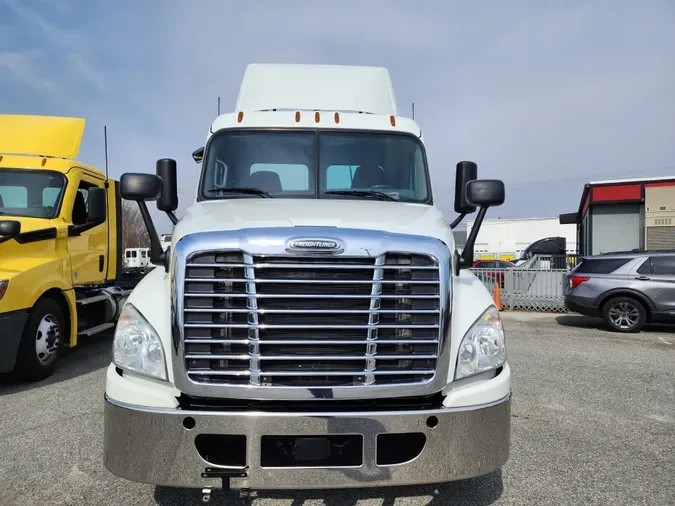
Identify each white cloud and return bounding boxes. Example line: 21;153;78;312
0;50;59;92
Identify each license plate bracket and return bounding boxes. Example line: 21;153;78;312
261;435;363;467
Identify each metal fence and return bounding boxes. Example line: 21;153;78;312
470;255;574;312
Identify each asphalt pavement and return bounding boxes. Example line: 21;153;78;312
1;312;673;506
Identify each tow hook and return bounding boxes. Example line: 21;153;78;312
201;486;253;502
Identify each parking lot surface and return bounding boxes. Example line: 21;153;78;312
1;312;673;505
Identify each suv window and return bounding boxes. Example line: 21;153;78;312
636;258;651;274
574;258;631;274
644;256;675;275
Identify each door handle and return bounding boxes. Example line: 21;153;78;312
635;275;650;281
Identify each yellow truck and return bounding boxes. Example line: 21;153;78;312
0;114;146;381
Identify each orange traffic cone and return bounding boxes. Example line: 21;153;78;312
493;281;502;310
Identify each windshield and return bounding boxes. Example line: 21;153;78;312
199;130;431;203
0;169;66;219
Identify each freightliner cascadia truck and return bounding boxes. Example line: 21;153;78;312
0;114;144;381
104;64;511;498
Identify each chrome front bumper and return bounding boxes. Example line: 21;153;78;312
103;393;511;490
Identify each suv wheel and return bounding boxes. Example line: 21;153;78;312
602;296;646;333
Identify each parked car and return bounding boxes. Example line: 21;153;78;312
472;259;515;286
564;251;675;332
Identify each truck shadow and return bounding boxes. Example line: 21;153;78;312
0;330;113;396
555;314;675;334
153;470;503;505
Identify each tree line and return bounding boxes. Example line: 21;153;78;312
121;200;150;250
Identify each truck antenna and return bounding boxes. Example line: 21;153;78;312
104;125;109;181
217;96;221;115
412;102;415;120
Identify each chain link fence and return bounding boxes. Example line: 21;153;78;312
470;255;575;312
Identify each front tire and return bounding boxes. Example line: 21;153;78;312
14;297;65;381
602;296;646;333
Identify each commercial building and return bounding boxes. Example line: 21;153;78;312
465;217;577;261
560;176;675;256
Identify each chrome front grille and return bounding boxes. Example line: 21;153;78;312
181;251;442;388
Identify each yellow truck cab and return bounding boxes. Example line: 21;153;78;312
0;114;134;381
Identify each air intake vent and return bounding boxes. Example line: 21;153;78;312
182;251;441;388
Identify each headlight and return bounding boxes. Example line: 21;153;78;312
0;280;8;301
113;303;168;381
455;306;506;380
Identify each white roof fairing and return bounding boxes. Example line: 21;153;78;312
235;63;399;115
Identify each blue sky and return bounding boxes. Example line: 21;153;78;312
1;0;674;233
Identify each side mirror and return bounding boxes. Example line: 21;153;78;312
0;220;21;244
454;161;478;214
156;158;178;225
119;172;166;271
120;173;163;201
87;187;107;225
466;180;505;207
192;147;204;163
456;178;506;274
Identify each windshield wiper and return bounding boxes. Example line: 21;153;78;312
324;190;398;202
205;187;272;198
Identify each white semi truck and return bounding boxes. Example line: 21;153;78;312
104;64;511;498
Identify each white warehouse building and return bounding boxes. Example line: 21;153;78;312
465;217;578;261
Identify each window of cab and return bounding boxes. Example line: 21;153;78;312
199;129;431;203
0;169;66;219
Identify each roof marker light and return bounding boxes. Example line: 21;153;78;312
41;157;47;166
237;111;244;123
314;111;320;123
390;115;396;127
0;155;3;163
334;112;340;123
295;111;301;123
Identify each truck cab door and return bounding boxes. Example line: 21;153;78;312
66;170;108;285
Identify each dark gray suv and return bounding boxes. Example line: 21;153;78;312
564;251;675;332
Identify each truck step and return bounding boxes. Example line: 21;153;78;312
76;289;131;306
78;322;115;336
76;294;109;306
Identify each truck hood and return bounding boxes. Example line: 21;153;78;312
172;199;454;245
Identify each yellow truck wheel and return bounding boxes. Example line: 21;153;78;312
14;297;64;381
